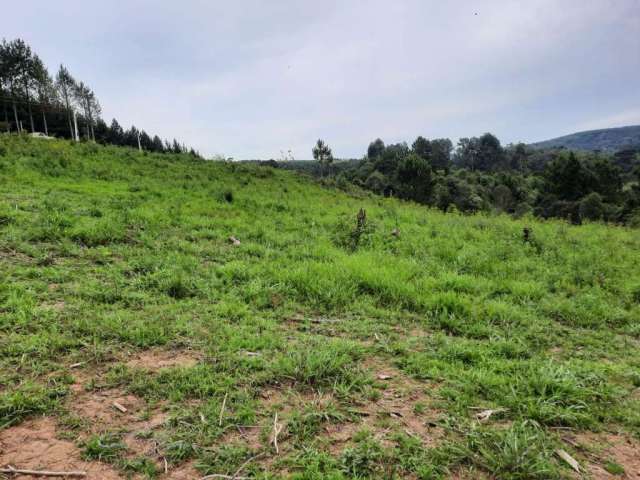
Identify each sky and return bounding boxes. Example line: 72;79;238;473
5;0;640;159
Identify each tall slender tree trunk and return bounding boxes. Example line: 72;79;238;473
87;101;95;141
12;101;20;133
62;91;73;139
3;101;9;132
67;112;73;139
26;98;34;132
42;110;48;136
27;102;34;133
24;81;35;133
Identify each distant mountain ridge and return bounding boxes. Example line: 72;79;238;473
531;125;640;152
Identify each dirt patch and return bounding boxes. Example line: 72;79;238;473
126;348;200;370
327;362;443;454
0;417;123;479
73;387;145;427
161;460;201;479
65;369;170;471
40;300;66;311
570;432;640;479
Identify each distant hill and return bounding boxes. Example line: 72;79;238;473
531;125;640;152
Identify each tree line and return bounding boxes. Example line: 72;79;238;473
0;38;197;156
300;134;640;226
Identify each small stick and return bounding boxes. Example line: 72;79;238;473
163;457;168;474
69;362;85;369
0;466;86;477
218;392;228;427
232;452;265;479
272;412;282;454
112;401;127;413
200;475;249;480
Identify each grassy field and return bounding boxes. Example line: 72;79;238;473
1;134;639;479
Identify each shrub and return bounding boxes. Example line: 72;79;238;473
334;208;376;251
579;192;605;221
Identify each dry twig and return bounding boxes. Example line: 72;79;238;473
272;412;283;454
218;392;228;427
0;466;86;477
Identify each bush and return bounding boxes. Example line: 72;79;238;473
333;208;376;251
579;192;605;221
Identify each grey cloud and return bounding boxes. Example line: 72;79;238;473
5;0;639;158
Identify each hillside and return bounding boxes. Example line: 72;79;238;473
1;135;640;479
531;125;640;151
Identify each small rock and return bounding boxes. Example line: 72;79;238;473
228;236;241;245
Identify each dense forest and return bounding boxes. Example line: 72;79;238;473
532;125;640;152
0;38;197;155
274;134;640;226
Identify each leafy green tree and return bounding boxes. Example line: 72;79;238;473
430;138;453;171
492;184;514;212
367;138;385;159
507;143;529;171
312;139;333;176
364;170;388;195
107;119;124;145
579;192;605;221
411;136;432;160
590;157;622;203
542;152;597;202
397;153;433;203
151;135;164;152
454;137;480;170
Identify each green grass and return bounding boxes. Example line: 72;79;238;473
1;134;639;478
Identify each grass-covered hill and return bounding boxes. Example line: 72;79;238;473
1;135;639;479
532;125;640;151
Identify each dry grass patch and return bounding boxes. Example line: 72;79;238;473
125;348;201;370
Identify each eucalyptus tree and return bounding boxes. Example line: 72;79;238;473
74;81;100;140
0;40;11;131
9;39;38;132
0;39;23;131
56;64;77;138
33;56;55;135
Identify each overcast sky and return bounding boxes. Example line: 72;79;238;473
5;0;640;158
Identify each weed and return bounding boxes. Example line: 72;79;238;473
82;434;127;463
340;431;390;478
604;460;625;475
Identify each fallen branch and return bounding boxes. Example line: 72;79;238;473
556;449;581;473
199;475;248;480
232;452;265;479
271;412;283;454
218;392;228;427
0;466;86;477
112;401;127;413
